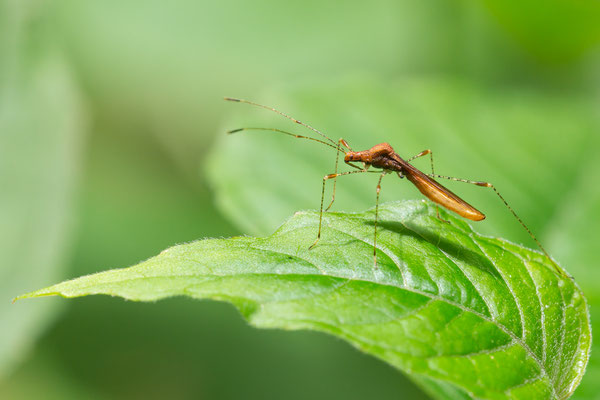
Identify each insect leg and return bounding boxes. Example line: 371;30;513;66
326;139;354;211
406;149;431;162
427;173;567;278
309;168;370;250
373;171;387;269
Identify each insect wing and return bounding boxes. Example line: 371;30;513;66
402;163;485;221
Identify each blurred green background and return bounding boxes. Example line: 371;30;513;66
1;0;599;399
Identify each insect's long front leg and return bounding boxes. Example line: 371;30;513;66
373;171;387;269
427;173;568;278
408;149;448;222
309;168;369;250
326;139;356;211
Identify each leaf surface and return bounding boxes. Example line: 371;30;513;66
17;201;590;400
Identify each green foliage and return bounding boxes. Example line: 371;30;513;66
479;0;600;61
18;201;590;399
0;2;85;377
4;1;599;398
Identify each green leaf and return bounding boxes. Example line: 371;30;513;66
17;201;591;400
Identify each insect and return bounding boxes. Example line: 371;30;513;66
225;97;567;278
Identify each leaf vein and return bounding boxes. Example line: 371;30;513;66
426;341;515;360
521;256;548;367
469;234;525;340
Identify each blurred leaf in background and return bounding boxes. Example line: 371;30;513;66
479;0;600;63
209;76;596;245
0;0;86;378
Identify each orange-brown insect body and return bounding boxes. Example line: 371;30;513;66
345;143;485;221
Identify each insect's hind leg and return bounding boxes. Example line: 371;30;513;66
408;149;449;223
427;172;568;278
372;171;387;269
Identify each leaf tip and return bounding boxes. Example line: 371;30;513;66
13;288;62;302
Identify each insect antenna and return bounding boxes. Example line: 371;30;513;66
224;97;338;146
227;127;345;153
